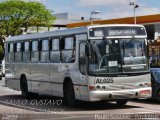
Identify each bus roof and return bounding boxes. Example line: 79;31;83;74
6;24;145;42
6;26;87;42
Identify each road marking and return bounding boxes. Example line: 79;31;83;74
132;108;160;113
48;115;94;120
124;111;160;114
0;100;62;114
62;107;160;115
38;111;160;120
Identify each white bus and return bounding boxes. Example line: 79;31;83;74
5;24;151;106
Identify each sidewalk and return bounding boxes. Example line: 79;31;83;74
0;77;5;86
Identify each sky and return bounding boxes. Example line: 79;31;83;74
34;0;160;20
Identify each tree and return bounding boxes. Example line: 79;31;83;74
0;0;56;59
0;36;4;60
0;0;56;36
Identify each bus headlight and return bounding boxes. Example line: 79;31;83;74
89;86;95;91
139;84;143;88
144;83;151;87
139;83;151;88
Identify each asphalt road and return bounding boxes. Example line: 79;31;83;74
0;78;160;120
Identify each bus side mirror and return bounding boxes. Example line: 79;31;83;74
85;45;90;57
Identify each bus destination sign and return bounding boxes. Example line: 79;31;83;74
108;29;137;36
89;27;146;37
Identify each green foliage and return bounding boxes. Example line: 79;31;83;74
0;0;56;60
0;0;56;36
0;45;3;60
0;36;4;60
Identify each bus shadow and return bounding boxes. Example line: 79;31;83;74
74;100;142;111
0;94;142;112
131;98;160;105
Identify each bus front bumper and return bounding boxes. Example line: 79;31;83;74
89;87;152;101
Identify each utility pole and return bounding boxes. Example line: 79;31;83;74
90;11;100;25
129;2;139;24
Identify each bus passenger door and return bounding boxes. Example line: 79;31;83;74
78;41;88;100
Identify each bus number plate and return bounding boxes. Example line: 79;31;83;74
140;90;150;95
96;78;113;84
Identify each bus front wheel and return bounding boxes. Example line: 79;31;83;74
64;81;76;106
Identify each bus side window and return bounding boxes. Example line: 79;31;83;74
23;41;30;63
31;40;39;63
79;42;87;75
50;38;60;63
15;42;22;62
61;37;75;63
8;43;14;62
41;39;49;63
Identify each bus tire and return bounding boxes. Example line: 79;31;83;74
116;100;128;105
20;76;30;98
156;89;160;102
64;80;76;106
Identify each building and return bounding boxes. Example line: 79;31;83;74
54;12;85;27
28;12;85;33
67;14;160;67
23;13;160;67
67;14;160;41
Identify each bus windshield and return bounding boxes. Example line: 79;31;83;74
88;38;148;75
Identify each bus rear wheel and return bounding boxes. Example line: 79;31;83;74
116;100;128;105
20;76;30;98
64;81;76;106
